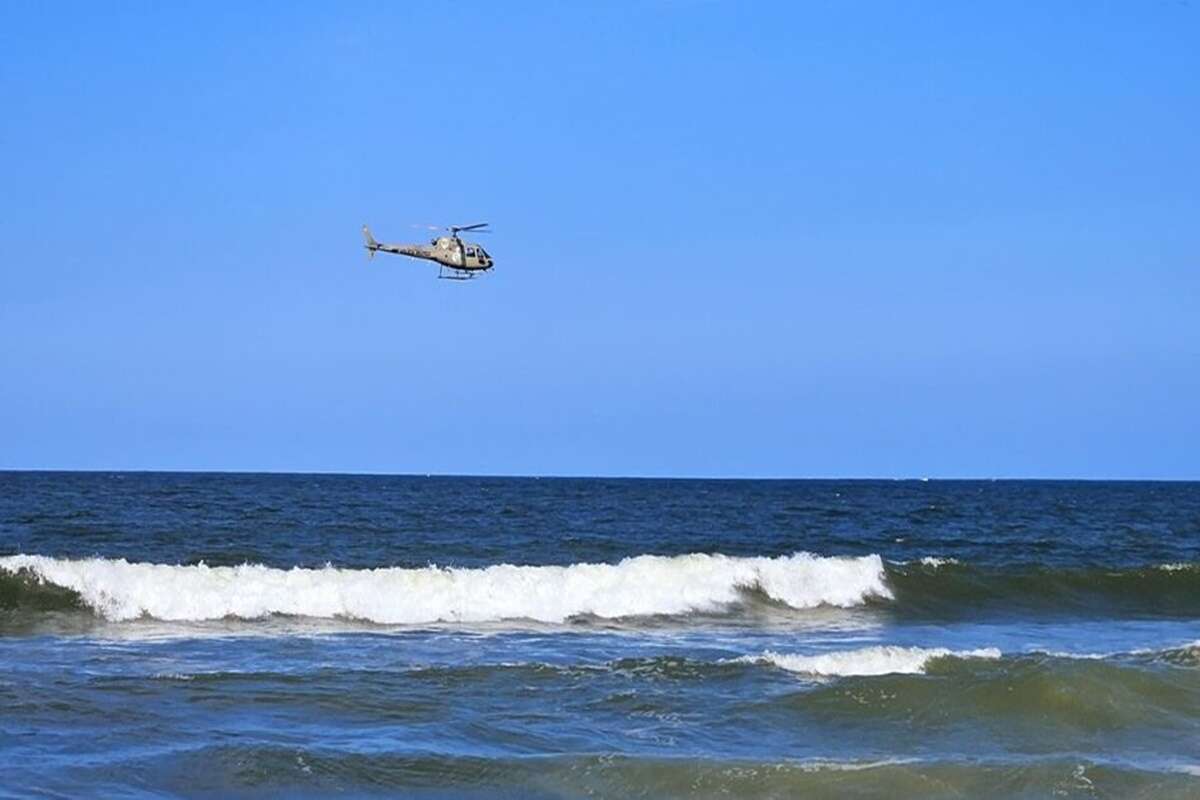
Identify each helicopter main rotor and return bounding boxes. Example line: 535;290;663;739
448;222;489;236
408;222;490;238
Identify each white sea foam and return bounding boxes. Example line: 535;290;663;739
1156;562;1197;572
0;552;891;624
790;758;920;773
918;557;959;568
743;645;1001;676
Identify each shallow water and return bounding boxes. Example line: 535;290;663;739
1;473;1198;797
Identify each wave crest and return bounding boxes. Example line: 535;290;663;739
0;552;890;624
885;560;1200;618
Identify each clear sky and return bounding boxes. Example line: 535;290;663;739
1;2;1197;478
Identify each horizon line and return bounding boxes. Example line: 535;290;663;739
0;468;1196;483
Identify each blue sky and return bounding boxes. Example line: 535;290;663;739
1;2;1197;478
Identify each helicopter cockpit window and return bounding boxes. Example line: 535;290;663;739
466;247;477;257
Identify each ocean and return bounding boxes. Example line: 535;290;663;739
1;472;1198;798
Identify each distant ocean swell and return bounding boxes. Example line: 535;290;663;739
1;552;1198;624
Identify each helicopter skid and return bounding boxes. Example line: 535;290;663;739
437;264;486;280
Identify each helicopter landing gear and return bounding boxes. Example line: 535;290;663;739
438;265;475;280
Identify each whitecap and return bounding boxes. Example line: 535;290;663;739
917;557;959;568
742;645;1002;677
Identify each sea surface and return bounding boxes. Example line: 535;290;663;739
1;473;1199;798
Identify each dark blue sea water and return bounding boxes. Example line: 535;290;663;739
2;473;1199;798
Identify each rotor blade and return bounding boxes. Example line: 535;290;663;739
451;222;489;232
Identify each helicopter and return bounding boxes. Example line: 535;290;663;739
361;222;494;280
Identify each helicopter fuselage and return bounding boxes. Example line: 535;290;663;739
418;236;493;271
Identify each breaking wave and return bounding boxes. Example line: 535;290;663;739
742;646;1002;676
0;552;890;624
